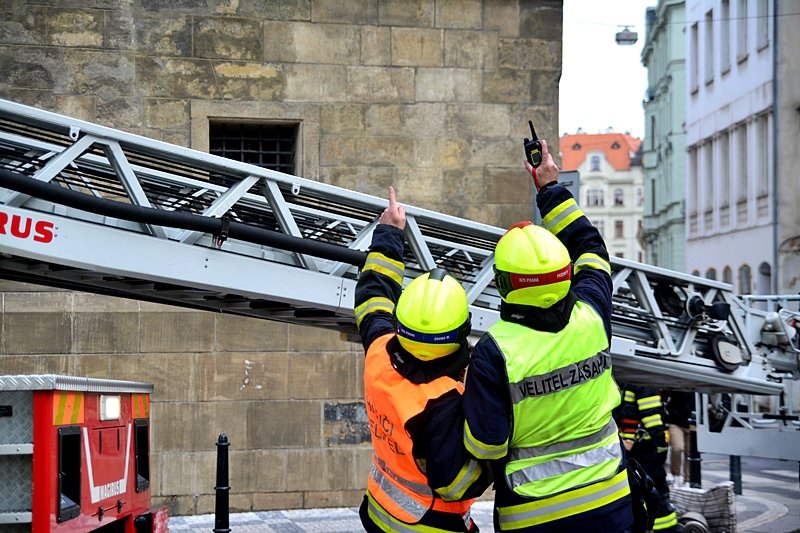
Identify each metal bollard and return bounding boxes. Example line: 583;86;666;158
730;455;742;494
688;414;702;488
213;434;231;533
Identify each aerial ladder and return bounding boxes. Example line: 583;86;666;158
0;98;798;463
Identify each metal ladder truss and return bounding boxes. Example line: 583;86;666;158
694;296;800;459
0;98;797;397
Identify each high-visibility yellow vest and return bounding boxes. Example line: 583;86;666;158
490;302;629;530
364;334;473;530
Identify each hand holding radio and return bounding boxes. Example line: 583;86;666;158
524;138;558;192
523;120;542;168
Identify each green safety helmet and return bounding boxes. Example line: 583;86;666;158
395;268;471;361
493;221;572;308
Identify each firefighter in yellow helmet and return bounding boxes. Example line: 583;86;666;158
462;139;635;532
354;186;490;533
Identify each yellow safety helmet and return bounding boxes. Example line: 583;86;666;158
493;221;572;308
395;268;471;361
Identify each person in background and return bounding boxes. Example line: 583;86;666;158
615;384;678;532
663;389;696;486
462;139;634;532
354;186;490;533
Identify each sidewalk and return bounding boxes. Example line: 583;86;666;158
169;455;800;532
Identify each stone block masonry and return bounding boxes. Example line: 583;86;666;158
0;0;562;515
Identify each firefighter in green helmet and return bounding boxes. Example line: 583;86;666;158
462;139;637;533
354;186;490;532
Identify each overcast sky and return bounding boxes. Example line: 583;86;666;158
560;0;657;139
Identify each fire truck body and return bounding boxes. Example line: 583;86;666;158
0;375;167;533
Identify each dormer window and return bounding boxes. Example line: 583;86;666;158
611;142;620;149
590;155;601;171
572;143;581;150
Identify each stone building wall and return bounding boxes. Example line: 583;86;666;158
0;0;563;515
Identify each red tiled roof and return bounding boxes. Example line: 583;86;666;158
559;133;641;171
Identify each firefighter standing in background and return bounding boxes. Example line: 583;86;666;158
614;384;679;533
354;186;490;533
462;140;634;532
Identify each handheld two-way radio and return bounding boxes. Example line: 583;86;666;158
523;120;542;168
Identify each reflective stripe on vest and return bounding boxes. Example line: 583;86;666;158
366;492;472;533
506;430;622;489
507;418;618;463
370;462;430;520
497;469;630;530
364;333;472;524
372;454;433;495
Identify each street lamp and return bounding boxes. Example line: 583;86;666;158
615;25;638;45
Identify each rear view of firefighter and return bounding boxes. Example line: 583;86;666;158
462;139;633;532
355;186;490;532
614;384;678;533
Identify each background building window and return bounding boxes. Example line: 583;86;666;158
723;266;733;284
704;9;714;83
614;220;624;238
737;0;748;61
739;264;752;294
721;0;731;72
735;123;748;203
756;0;769;49
757;262;772;295
756;114;769;197
690;22;699;91
614;188;624;206
595;220;605;237
705;268;717;280
719;131;730;207
587;188;605;206
590;155;601;171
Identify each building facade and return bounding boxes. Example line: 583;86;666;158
685;0;786;295
640;0;687;272
560;132;645;261
0;0;564;516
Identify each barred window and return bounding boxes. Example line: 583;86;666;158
210;122;298;174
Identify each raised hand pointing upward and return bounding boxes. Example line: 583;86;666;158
379;186;406;230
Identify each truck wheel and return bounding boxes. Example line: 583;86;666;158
678;511;709;533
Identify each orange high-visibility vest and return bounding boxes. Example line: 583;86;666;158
364;333;473;524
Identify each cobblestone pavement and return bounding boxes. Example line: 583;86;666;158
168;502;494;532
169;455;800;532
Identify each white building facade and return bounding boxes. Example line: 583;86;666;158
561;133;645;262
685;0;776;294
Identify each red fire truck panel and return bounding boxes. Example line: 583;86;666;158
0;375;168;533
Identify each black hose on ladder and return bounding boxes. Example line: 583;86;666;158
0;167;368;268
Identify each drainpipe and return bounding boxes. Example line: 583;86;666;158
771;0;779;294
